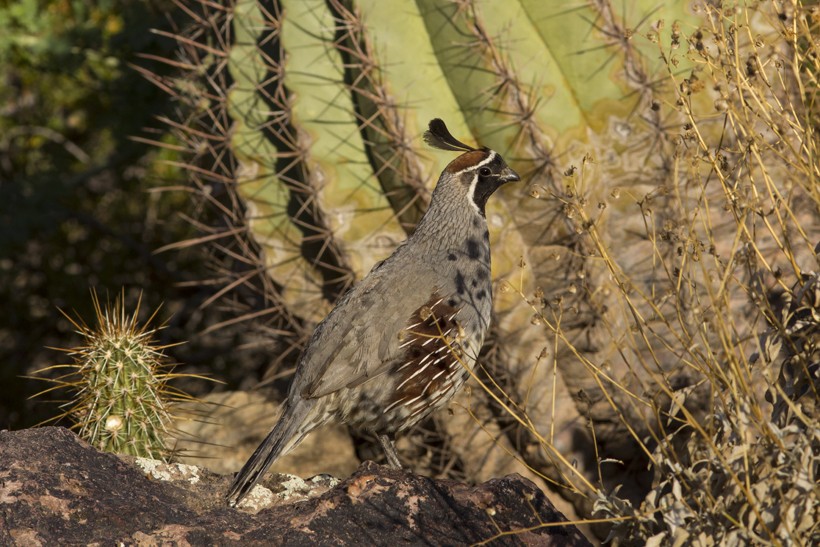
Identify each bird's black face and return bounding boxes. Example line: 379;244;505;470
428;118;520;216
462;151;520;216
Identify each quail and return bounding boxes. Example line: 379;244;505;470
226;119;520;506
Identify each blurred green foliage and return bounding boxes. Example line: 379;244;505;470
0;0;233;429
1;0;155;177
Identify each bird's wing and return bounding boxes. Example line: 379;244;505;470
295;266;439;399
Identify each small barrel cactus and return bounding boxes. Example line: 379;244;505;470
35;290;191;461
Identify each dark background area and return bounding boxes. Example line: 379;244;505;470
0;0;256;430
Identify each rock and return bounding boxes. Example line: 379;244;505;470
0;427;591;546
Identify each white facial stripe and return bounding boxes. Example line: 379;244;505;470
462;151;497;174
465;151;497;215
466;172;481;214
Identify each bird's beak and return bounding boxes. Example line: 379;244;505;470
500;166;521;183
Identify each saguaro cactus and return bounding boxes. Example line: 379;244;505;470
148;0;819;532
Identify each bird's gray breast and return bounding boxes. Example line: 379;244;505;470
436;227;494;345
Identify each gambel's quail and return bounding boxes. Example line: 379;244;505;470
226;119;520;506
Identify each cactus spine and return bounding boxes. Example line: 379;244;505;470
37;291;188;460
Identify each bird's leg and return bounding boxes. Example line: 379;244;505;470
378;434;402;469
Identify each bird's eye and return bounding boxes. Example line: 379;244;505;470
479;167;491;177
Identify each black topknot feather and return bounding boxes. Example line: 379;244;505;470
423;119;476;153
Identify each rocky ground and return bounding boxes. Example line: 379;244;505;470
0;427;591;545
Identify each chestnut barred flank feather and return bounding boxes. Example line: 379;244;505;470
386;294;466;423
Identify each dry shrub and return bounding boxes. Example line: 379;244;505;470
486;2;819;544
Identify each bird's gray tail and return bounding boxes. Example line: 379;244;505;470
225;400;311;507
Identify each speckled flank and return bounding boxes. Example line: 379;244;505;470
386;294;466;423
